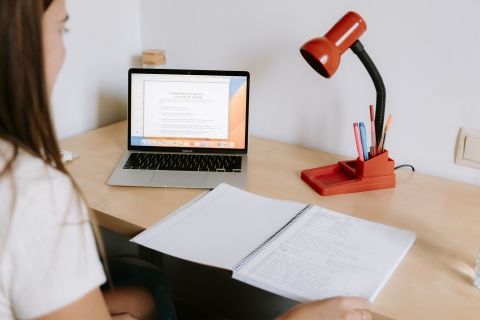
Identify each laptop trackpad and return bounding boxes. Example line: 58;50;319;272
151;171;208;188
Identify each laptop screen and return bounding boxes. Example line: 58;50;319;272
128;69;249;153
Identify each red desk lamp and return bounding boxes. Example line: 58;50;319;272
299;11;395;196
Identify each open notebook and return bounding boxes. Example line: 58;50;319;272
131;183;416;302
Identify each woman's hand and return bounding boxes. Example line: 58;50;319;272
277;297;372;320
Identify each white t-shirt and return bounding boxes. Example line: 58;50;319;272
0;140;106;319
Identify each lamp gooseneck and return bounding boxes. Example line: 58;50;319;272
350;40;386;143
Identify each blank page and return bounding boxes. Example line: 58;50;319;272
131;183;305;270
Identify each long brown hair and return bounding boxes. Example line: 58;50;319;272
0;0;63;172
0;0;110;279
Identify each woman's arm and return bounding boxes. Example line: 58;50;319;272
35;287;154;320
103;286;156;320
35;288;111;320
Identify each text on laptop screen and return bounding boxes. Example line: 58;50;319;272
130;72;248;150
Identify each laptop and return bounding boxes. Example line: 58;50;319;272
108;68;250;189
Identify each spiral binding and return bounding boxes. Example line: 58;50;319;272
232;204;313;273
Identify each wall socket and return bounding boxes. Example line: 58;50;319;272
455;127;480;169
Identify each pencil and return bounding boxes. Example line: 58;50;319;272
378;114;393;153
353;123;364;161
369;105;376;157
359;122;369;161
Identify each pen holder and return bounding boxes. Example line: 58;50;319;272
301;150;395;196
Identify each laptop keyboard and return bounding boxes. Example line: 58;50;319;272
123;153;242;172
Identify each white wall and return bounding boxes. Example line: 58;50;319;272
139;0;480;186
52;0;141;139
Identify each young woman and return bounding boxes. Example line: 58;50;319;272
0;1;372;319
0;1;155;319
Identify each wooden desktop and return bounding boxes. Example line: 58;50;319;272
61;120;480;320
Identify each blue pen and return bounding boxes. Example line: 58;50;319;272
359;122;369;160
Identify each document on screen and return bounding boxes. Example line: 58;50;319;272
143;77;230;139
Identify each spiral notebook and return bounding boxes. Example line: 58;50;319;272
131;183;416;302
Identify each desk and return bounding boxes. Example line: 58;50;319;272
61;121;480;320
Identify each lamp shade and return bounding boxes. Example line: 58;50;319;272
300;11;367;78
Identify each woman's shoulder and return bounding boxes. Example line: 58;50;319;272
1;140;70;186
0;140;82;223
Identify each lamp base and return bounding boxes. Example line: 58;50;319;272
301;151;395;196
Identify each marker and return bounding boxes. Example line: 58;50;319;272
369;105;376;156
378;114;393;153
359;122;369;161
353;123;364;161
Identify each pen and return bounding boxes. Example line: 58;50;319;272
353;123;364;161
359;122;369;161
378;114;393;153
369;105;376;157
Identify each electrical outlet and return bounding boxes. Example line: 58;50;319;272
455;127;480;169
